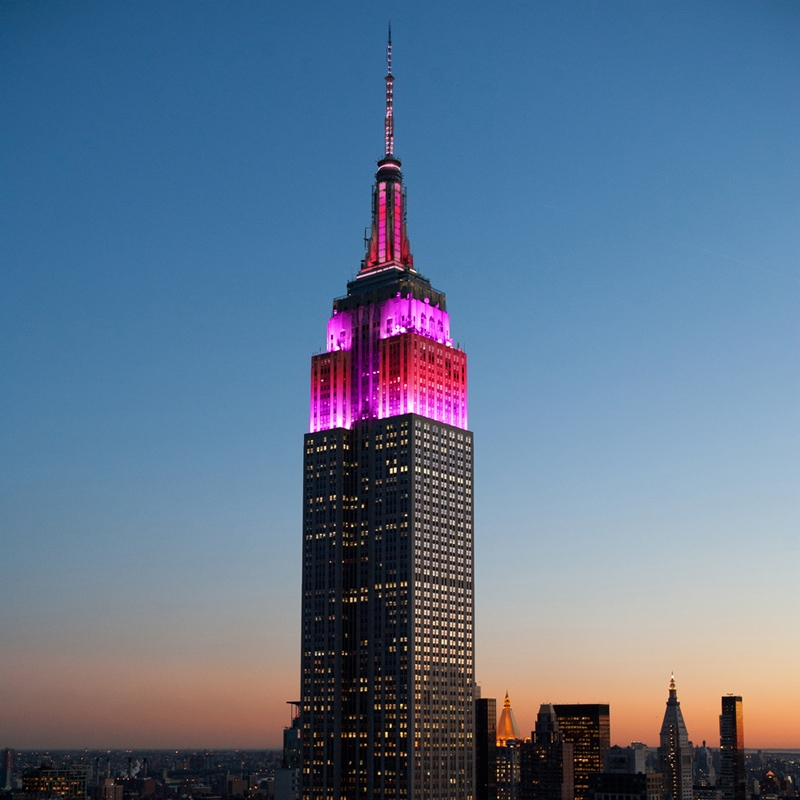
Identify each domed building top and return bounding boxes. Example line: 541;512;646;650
496;691;522;745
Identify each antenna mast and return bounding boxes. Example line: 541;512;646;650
384;25;394;157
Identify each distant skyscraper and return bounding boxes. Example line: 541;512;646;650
595;744;662;800
476;696;499;800
300;31;474;800
498;693;522;745
553;704;611;800
1;749;12;792
520;704;574;800
497;693;523;800
497;744;522;800
276;702;302;800
659;676;693;800
719;697;745;800
604;746;646;776
693;741;716;788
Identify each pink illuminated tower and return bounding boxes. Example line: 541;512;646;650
301;31;474;800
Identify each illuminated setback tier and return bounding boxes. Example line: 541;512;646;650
310;295;468;433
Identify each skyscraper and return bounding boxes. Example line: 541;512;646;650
475;696;498;800
301;32;474;800
497;693;523;800
1;749;12;792
659;676;693;800
693;742;716;789
719;697;745;800
520;704;574;800
276;702;302;800
552;704;610;800
593;745;662;800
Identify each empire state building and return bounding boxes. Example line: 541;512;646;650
301;33;475;800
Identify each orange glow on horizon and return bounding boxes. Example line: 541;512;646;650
0;648;297;749
5;649;799;749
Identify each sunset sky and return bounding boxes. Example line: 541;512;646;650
1;1;798;749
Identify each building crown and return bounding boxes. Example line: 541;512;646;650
497;691;522;745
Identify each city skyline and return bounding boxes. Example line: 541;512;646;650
2;2;799;749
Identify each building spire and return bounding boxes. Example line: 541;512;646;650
359;28;413;276
384;24;394;157
497;691;521;745
660;673;692;800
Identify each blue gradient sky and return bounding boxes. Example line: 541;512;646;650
1;1;798;748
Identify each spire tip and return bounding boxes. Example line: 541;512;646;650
384;28;395;156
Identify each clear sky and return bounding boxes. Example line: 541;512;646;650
1;1;798;750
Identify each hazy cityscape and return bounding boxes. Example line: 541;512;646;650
2;738;799;800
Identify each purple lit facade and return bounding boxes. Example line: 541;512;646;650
309;293;468;433
301;33;475;800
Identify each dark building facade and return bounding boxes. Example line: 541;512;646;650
552;705;610;800
589;773;663;800
719;697;745;800
276;703;302;800
604;746;646;775
594;744;662;800
520;704;574;800
476;697;498;800
300;34;474;800
693;742;716;790
497;742;521;800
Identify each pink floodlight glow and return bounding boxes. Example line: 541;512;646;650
309;350;351;433
361;178;414;275
312;291;467;434
310;331;468;433
326;295;452;353
393;186;402;262
377;334;468;429
378;184;387;262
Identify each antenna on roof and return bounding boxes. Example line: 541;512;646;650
384;24;394;157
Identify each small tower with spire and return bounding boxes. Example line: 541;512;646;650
659;675;694;800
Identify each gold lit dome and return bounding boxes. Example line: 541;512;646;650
496;691;521;745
